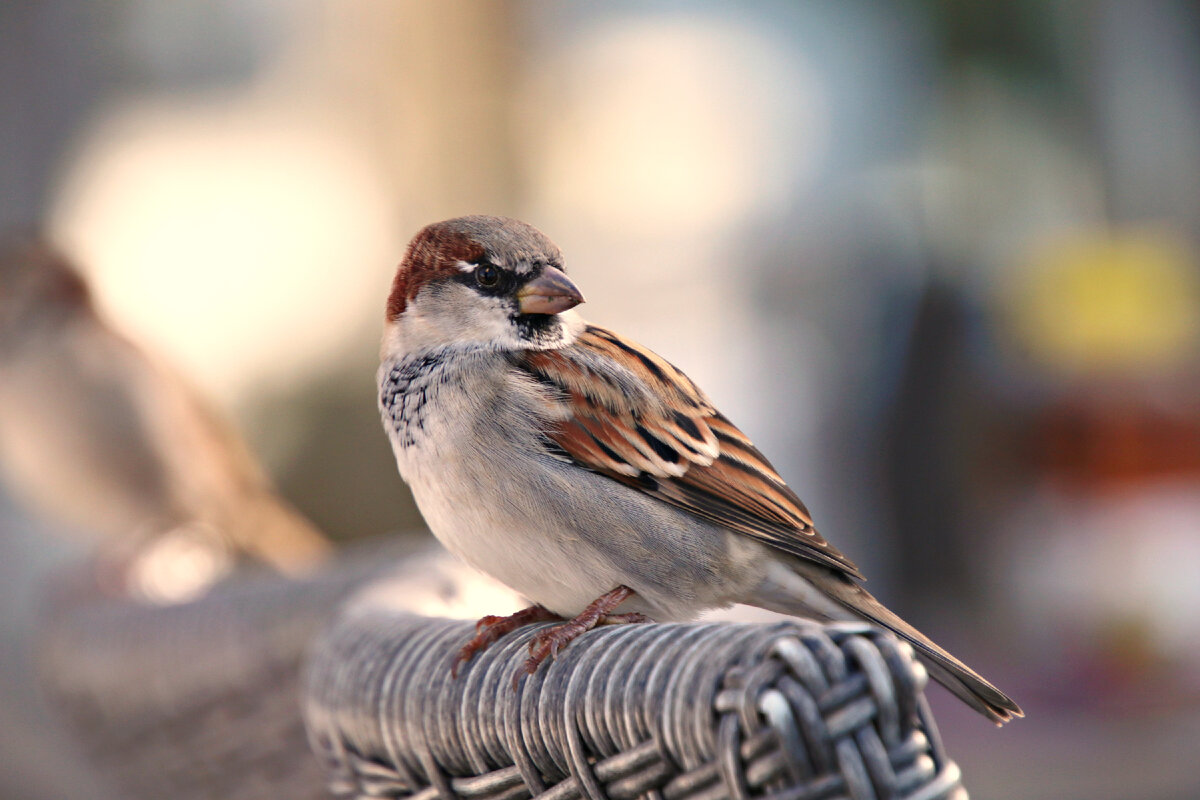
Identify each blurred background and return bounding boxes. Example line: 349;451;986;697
3;1;1200;798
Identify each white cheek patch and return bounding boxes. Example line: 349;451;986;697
555;309;585;345
392;283;520;353
386;280;579;355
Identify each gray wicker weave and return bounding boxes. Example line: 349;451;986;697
39;536;969;800
304;608;967;800
37;539;426;800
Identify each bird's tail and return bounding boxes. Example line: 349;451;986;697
749;559;1023;725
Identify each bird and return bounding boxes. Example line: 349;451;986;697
0;234;332;599
376;215;1022;724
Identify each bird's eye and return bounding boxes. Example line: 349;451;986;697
475;264;501;288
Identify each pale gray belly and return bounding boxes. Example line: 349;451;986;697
404;447;762;620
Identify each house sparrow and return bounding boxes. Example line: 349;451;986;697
0;235;331;599
377;216;1022;724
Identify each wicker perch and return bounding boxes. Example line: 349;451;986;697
303;605;966;800
39;541;968;800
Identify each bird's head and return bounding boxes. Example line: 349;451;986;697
382;216;585;356
0;235;94;348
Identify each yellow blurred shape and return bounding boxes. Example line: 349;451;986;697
1009;230;1200;374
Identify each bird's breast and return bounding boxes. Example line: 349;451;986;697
378;347;557;489
376;347;762;619
378;350;448;454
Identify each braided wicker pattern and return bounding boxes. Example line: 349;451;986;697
39;573;350;800
304;610;966;800
37;540;426;800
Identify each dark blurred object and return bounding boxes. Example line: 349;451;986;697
0;2;109;230
0;236;331;601
305;606;965;800
883;280;982;613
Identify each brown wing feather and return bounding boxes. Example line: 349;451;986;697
521;325;862;579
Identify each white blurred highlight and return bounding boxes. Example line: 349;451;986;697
524;17;826;237
50;98;397;405
350;549;525;621
128;522;235;604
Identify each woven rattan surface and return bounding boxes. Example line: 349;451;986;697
304;608;967;800
37;539;425;800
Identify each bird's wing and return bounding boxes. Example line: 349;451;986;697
519;325;862;579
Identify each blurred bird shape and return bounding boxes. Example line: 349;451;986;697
0;235;331;601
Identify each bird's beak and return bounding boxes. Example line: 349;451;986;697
516;266;585;315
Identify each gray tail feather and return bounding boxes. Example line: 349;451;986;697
845;583;1023;724
751;561;1023;725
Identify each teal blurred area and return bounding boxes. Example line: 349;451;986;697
3;2;1200;798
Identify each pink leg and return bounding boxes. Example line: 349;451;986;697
518;586;649;684
451;605;563;678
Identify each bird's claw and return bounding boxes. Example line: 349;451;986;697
511;590;650;688
451;605;561;678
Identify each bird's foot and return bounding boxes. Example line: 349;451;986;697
517;585;648;687
452;604;562;677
